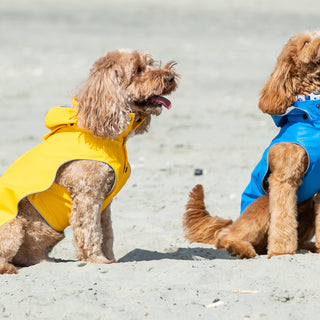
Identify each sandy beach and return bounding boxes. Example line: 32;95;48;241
1;0;320;319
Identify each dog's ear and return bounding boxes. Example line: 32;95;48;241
75;52;131;139
258;39;297;115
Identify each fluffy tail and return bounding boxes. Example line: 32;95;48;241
183;184;233;244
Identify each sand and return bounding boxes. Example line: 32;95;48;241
1;0;320;319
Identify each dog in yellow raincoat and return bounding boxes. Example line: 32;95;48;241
0;50;178;274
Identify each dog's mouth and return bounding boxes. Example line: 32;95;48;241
132;95;172;115
148;95;172;109
135;95;172;110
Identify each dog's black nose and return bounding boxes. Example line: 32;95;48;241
167;75;175;85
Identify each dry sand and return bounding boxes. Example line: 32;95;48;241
1;0;320;319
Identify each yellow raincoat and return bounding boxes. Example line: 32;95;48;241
0;102;144;231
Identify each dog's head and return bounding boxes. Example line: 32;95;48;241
75;50;179;139
259;31;320;115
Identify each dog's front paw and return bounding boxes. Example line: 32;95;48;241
268;237;297;258
267;241;297;258
83;256;116;264
267;250;295;259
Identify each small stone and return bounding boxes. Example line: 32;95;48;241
194;168;203;176
77;262;87;267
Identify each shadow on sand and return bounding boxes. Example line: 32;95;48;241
118;247;237;263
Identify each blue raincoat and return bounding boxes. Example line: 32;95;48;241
241;97;320;214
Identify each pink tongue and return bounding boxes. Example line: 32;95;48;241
150;95;172;109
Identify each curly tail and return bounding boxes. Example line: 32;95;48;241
183;184;233;244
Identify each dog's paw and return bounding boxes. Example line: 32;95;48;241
298;241;320;253
0;263;18;274
228;241;256;259
267;250;295;258
83;256;117;264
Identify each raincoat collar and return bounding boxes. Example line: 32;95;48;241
44;98;145;139
272;93;320;127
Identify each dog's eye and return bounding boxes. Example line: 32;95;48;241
136;67;142;74
304;41;310;46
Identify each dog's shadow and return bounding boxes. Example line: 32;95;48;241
118;247;236;262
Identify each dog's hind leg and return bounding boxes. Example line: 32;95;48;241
183;185;268;258
11;199;64;267
216;195;270;258
0;218;25;274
